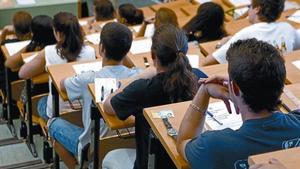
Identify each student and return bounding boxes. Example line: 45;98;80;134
182;2;226;43
0;11;32;45
136;7;178;38
48;22;141;159
202;0;300;66
117;3;144;26
103;24;203;169
177;39;300;169
18;12;96;121
5;15;57;70
93;0;115;21
250;158;287;169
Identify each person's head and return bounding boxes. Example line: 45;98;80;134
26;15;56;52
53;12;84;62
248;0;284;24
12;11;32;39
154;8;178;29
151;24;197;102
93;0;115;21
100;22;133;62
182;2;225;42
118;3;144;25
226;38;286;114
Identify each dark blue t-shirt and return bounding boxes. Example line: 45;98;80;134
185;112;300;169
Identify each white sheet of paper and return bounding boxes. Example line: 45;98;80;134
195;0;211;3
16;0;36;5
85;33;100;45
229;0;250;6
132;25;142;33
5;40;30;56
23;53;38;63
79;20;88;26
205;101;242;130
187;54;199;68
144;24;155;38
72;61;102;74
130;38;152;54
233;7;249;19
95;78;117;103
284;1;300;11
287;10;300;24
292;60;300;70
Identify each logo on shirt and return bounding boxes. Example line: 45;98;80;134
234;159;249;169
282;138;300;149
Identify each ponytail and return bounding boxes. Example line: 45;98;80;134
152;24;197;102
54;12;84;62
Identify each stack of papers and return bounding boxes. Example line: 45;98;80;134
5;40;30;56
72;61;102;74
205;101;242;130
229;0;250;6
95;78;117;103
187;54;199;68
287;10;300;24
130;38;152;54
85;33;100;45
144;24;155;38
292;60;300;70
23;53;38;63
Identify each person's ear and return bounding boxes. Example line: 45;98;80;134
231;81;240;97
99;43;105;57
151;51;157;66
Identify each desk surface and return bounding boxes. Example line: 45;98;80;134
248;147;300;169
281;83;300;111
284;50;300;84
199;40;219;56
87;84;135;130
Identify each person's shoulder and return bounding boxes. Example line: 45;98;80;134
1;38;19;45
276;22;294;29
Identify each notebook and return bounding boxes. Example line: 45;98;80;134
5;40;30;56
130;38;152;54
85;33;100;45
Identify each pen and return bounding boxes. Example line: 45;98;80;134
110;88;113;94
101;86;104;101
207;111;223;125
143;57;150;68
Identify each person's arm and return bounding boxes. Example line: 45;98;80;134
0;25;14;43
5;46;27;70
135;22;148;38
249;158;287;169
176;76;230;160
103;67;156;116
18;49;46;79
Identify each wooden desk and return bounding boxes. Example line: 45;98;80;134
201;63;228;76
281;83;300;112
199;39;220;56
140;7;156;18
284;50;300;84
150;0;194;12
248;147;300;169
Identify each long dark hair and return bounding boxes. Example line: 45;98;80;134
151;24;197;102
118;3;144;25
53;12;84;62
183;2;226;43
26;15;56;52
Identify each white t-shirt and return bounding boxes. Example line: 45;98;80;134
45;44;96;118
213;22;300;64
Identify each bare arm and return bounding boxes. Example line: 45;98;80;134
18;49;46;79
5;46;27;70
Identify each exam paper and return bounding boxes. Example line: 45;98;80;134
187;54;199;68
205;101;242;130
23;53;38;63
229;0;250;6
72;61;102;74
144;24;155;38
79;20;88;26
85;33;100;45
95;78;117;103
195;0;211;3
287;10;300;24
233;7;249;19
5;40;30;56
292;60;300;70
130;38;152;54
16;0;36;5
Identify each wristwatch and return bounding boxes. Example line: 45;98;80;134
162;118;178;140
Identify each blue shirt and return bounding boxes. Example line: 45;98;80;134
185;112;300;169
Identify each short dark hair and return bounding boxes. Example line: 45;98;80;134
100;22;133;61
226;38;286;113
93;0;115;21
252;0;284;22
118;3;144;25
13;11;32;37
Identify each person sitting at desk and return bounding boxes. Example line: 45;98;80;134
202;0;300;66
136;7;179;38
18;12;96;121
103;24;207;169
93;0;115;22
117;3;144;26
48;22;142;160
177;38;300;169
182;2;227;43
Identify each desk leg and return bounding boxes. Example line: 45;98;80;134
4;67;16;136
91;103;100;169
51;83;60;169
26;79;38;157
